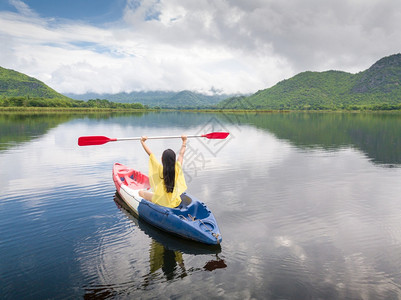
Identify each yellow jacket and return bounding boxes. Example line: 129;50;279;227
148;153;187;208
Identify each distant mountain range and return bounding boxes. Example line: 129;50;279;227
1;53;401;110
220;53;401;110
64;90;234;108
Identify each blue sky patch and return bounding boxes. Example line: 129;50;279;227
5;0;127;24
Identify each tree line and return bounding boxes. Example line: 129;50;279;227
0;96;148;110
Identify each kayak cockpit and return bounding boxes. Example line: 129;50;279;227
171;193;211;220
114;163;150;190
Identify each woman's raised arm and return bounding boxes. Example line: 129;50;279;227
177;135;187;165
141;136;153;156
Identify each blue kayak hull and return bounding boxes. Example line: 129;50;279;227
137;193;222;245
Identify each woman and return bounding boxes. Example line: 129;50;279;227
139;135;188;208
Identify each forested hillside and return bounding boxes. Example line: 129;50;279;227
0;67;70;100
219;54;401;110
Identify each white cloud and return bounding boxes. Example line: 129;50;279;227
9;0;38;17
0;0;400;94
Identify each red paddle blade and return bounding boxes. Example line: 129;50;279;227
202;132;230;139
78;136;116;146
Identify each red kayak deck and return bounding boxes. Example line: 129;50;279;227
113;163;151;190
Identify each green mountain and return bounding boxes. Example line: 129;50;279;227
0;67;70;100
65;90;231;108
219;54;401;110
351;54;401;94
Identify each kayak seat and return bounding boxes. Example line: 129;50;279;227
180;193;192;208
132;171;140;181
125;176;139;187
185;201;209;219
171;195;209;219
171;193;192;212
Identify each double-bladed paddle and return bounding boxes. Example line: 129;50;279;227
78;132;230;146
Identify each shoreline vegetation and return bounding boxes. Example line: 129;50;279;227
0;97;147;110
1;95;401;113
2;103;401;113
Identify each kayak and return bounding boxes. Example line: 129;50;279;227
112;163;222;245
114;193;222;254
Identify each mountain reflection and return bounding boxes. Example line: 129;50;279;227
219;112;401;165
0;113;74;150
3;111;400;164
0;111;146;151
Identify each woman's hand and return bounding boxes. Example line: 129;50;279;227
181;135;187;144
141;136;152;156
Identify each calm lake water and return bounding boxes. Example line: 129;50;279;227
1;111;401;299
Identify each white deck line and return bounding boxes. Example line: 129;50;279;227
119;184;143;214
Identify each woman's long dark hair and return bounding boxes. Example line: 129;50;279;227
162;149;176;193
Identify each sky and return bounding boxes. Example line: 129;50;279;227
0;0;400;95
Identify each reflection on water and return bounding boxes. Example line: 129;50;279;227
1;111;401;299
0;111;147;151
147;240;187;281
114;193;226;283
0;113;73;150
3;111;399;165
80;194;226;298
218;111;401;165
